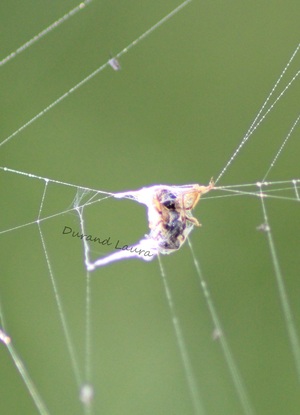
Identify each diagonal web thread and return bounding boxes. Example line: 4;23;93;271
0;0;193;149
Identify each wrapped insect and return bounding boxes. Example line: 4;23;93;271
85;180;214;270
149;181;214;254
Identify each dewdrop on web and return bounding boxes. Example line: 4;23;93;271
0;328;11;345
80;383;94;406
86;179;214;270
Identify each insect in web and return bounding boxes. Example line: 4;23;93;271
108;55;121;71
149;179;214;253
85;179;214;270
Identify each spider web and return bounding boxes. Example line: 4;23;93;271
1;1;300;415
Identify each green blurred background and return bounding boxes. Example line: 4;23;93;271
0;1;299;414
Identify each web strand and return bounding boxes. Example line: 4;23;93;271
292;180;300;200
187;239;256;415
215;42;300;184
0;301;50;415
1;167;299;239
0;0;193;149
37;180;83;389
157;256;206;415
262;113;300;182
2;338;50;415
258;185;300;383
0;1;93;67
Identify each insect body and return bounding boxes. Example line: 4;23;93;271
149;179;214;254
